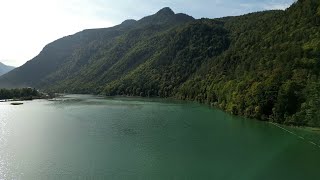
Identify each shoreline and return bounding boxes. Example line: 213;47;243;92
269;122;320;133
3;93;320;131
81;94;320;130
0;97;44;103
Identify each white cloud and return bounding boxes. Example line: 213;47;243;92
261;2;292;10
239;1;292;12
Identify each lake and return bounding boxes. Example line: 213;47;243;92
0;95;320;180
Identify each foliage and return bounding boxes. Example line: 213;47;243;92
0;88;40;100
1;2;320;126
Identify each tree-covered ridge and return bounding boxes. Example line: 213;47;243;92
0;88;40;100
0;8;193;90
177;0;320;127
106;0;320;127
104;19;230;97
1;1;320;127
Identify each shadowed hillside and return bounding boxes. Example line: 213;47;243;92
1;0;320;127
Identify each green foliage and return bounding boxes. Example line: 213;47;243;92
1;4;320;127
176;0;320;126
0;88;40;100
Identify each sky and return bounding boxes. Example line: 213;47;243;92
0;0;295;67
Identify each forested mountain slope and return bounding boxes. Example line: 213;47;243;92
1;0;320;127
0;7;194;90
176;0;320;126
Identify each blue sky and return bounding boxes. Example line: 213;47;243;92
0;0;295;67
93;0;296;21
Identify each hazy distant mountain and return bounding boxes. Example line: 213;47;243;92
0;62;14;76
1;0;320;127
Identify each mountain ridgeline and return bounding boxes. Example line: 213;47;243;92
1;0;320;127
0;62;14;76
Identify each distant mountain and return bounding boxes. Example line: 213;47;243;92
1;0;320;127
0;62;14;76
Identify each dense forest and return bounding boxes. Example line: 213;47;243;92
0;88;40;100
0;0;320;127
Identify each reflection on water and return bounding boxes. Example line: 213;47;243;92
0;95;319;180
0;104;15;179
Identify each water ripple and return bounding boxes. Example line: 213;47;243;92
0;104;14;179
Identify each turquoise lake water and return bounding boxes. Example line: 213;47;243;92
0;95;319;180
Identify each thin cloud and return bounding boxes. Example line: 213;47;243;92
261;2;293;10
239;1;292;11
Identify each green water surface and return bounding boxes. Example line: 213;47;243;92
0;95;319;180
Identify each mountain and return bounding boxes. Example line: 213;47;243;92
0;7;194;89
1;0;320;127
0;62;15;76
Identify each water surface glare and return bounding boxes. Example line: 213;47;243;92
0;95;319;179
